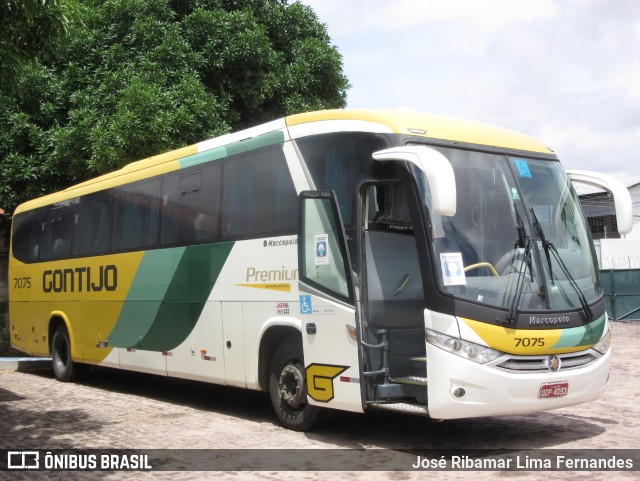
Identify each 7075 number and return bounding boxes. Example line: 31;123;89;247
13;277;32;289
514;337;545;347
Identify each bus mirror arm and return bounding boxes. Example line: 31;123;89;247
566;170;633;235
372;146;457;217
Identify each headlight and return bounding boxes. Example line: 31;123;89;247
592;329;611;355
426;329;503;364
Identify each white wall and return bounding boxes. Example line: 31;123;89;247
598;239;640;270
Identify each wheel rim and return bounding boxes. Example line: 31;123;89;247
278;362;306;410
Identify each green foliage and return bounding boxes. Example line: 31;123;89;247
0;0;78;95
0;0;349;212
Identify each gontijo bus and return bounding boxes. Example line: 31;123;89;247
9;109;633;430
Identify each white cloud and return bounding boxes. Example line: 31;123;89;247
304;0;557;34
301;0;640;183
386;0;557;26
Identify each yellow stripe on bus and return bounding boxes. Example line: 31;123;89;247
286;110;553;154
459;317;586;355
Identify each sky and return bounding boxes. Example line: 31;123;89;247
300;0;640;187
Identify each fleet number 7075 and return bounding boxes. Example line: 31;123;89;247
514;337;545;347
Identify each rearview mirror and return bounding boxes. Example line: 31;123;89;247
567;170;633;235
372;146;456;216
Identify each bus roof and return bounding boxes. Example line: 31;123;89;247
14;109;554;214
286;109;554;155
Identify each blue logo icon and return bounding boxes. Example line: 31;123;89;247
300;295;312;314
514;159;532;178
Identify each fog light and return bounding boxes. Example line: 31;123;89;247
453;387;466;398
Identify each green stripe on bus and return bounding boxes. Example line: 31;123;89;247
178;131;285;170
106;248;186;348
179;147;227;169
136;242;234;351
577;314;606;346
226;131;284;156
551;314;606;349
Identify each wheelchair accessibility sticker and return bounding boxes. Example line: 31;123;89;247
514;158;532;178
299;295;337;316
300;295;313;315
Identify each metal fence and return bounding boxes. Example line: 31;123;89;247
601;269;640;321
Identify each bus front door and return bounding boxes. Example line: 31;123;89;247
297;191;363;413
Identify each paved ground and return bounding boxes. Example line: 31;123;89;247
0;321;638;480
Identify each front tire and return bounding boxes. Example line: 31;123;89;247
268;337;324;431
51;324;82;382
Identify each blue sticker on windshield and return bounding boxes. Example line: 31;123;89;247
514;159;532;178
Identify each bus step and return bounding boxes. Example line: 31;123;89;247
390;376;428;386
368;401;429;416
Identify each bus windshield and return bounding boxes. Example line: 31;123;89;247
419;148;601;314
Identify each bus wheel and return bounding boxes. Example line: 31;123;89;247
51;324;82;382
268;337;323;431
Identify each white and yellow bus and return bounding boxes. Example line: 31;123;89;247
9;109;633;430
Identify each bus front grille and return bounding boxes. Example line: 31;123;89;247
495;352;598;373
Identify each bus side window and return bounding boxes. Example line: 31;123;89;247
366;183;413;230
40;200;77;261
194;165;221;241
221;146;297;240
11;209;44;263
161;165;221;246
73;192;112;257
112;178;161;252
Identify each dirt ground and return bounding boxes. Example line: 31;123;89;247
0;321;638;481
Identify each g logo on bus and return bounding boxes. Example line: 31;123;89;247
305;364;348;402
546;355;561;372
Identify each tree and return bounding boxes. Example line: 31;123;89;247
0;0;349;212
0;0;77;95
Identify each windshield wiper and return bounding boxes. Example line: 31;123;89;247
515;210;527;249
529;207;593;323
498;211;534;325
529;208;555;283
498;235;533;325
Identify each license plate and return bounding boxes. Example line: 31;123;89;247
539;381;569;398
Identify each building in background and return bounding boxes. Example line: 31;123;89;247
579;182;640;321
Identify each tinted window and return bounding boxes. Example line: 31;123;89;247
39;199;77;260
11;145;297;262
11;209;45;263
73;191;113;257
221;146;297;239
296;133;393;228
296;132;394;270
161;165;221;246
112;178;161;251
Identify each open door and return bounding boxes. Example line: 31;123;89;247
298;191;363;413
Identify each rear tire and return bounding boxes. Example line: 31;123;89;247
51;324;82;382
268;337;324;431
